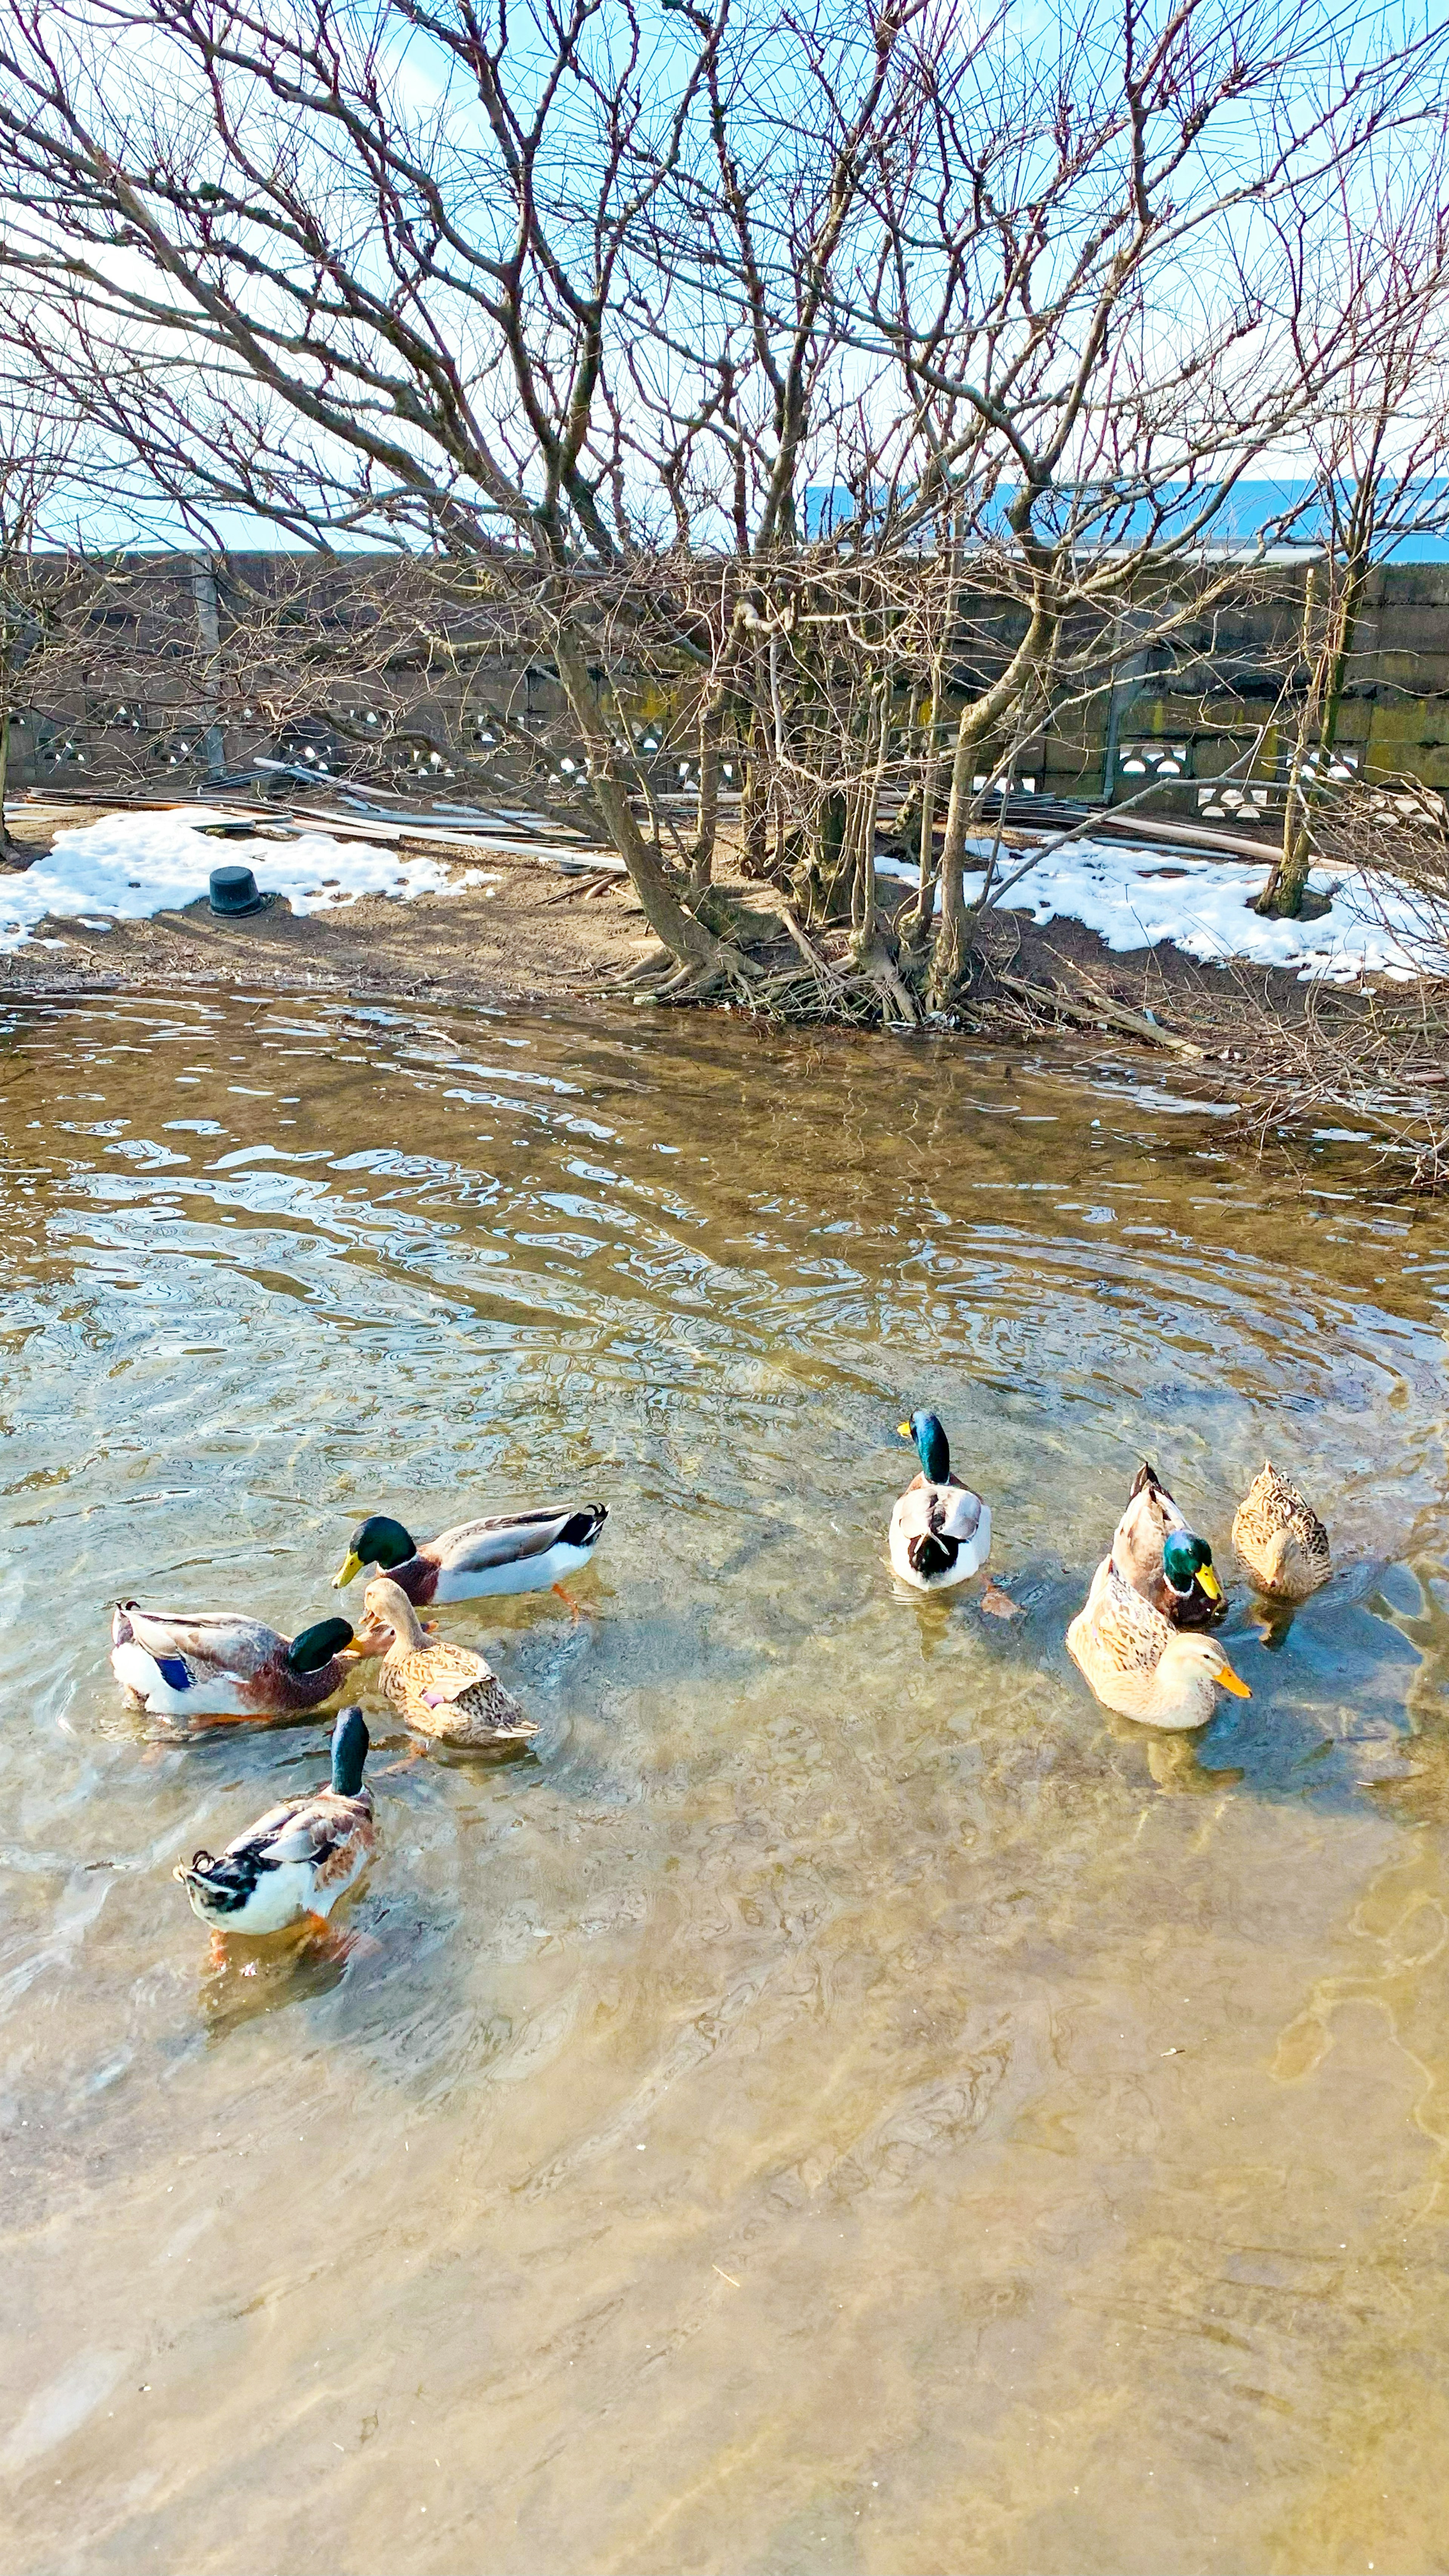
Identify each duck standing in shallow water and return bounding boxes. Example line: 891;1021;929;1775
1232;1463;1331;1601
174;1706;376;1936
1067;1556;1251;1730
890;1410;992;1594
1112;1462;1226;1629
334;1502;607;1606
360;1576;538;1750
111;1604;369;1721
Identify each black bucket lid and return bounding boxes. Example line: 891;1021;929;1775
209;863;267;916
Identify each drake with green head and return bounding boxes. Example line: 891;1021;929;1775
174;1705;377;1936
1111;1462;1226;1629
889;1409;992;1593
111;1603;371;1721
334;1498;607;1606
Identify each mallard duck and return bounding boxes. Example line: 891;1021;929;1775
174;1706;376;1936
1066;1555;1251;1730
1112;1461;1226;1628
1232;1462;1331;1601
111;1603;369;1721
890;1410;991;1592
359;1576;538;1750
333;1502;607;1605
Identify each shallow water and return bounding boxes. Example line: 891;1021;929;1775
2;989;1449;2575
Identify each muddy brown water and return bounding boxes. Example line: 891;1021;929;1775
2;989;1448;2575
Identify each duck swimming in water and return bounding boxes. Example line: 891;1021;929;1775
1067;1556;1251;1731
1111;1462;1226;1629
359;1576;538;1751
111;1603;369;1721
174;1706;376;1936
889;1410;992;1593
1232;1462;1331;1601
333;1501;607;1606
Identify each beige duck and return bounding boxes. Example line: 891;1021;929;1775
360;1577;537;1750
1066;1555;1251;1731
1232;1462;1331;1601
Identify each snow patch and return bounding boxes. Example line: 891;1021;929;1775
877;834;1447;983
0;807;490;950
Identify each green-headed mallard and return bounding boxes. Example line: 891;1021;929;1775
1232;1462;1331;1601
333;1502;607;1605
111;1603;369;1721
1112;1461;1226;1629
174;1706;376;1935
889;1410;991;1593
1066;1555;1251;1730
359;1575;538;1750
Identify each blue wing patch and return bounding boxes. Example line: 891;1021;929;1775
155;1654;191;1691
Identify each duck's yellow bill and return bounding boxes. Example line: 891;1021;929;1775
897;1420;912;1438
1198;1563;1224;1603
333;1550;363;1590
1216;1659;1251;1698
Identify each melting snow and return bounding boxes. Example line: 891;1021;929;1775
5;804;1444;986
876;834;1448;984
0;806;491;950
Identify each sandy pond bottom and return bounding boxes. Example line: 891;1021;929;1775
2;992;1449;2575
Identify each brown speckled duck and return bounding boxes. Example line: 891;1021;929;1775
359;1576;538;1750
1232;1463;1331;1601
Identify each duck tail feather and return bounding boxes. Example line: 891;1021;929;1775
908;1529;959;1579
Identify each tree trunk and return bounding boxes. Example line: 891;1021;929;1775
849;688;888;948
1257;568;1321;921
900;677;942;951
552;629;737;976
688;694;722;896
739;705;769;879
0;667;11;854
929;702;988;1001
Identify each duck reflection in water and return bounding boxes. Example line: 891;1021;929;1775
197;1916;383;2031
1365;1549;1449;1825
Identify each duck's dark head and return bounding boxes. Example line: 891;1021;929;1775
330;1704;370;1796
285;1616;356;1676
898;1409;951;1484
333;1514;417;1590
1162;1529;1222;1601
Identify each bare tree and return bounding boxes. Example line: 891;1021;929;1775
1256;197;1449;916
0;0;1444;1018
839;0;1449;996
0;0;923;990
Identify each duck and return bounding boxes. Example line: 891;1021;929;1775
332;1501;608;1606
173;1706;377;1936
1111;1461;1226;1628
890;1410;991;1592
1066;1555;1251;1730
359;1576;538;1750
1232;1462;1331;1601
111;1603;370;1721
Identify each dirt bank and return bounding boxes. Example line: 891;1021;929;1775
0;802;1442;1153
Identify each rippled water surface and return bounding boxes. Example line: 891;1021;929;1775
3;989;1449;2574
